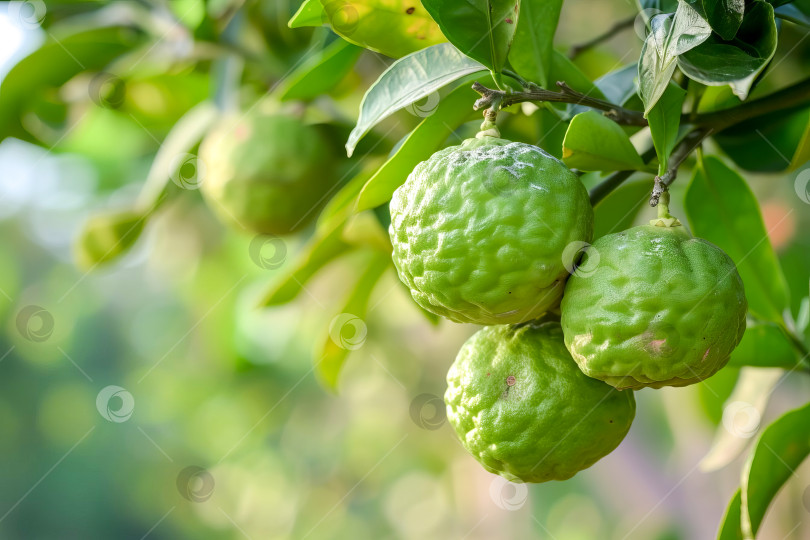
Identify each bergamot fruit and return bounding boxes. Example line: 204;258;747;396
445;322;635;483
389;135;593;325
199;111;334;235
560;222;746;390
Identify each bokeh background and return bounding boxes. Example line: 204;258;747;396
0;1;809;539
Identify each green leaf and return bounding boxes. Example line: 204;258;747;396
717;490;743;540
592;180;652;240
678;1;777;100
319;0;446;58
549;50;607;99
277;39;363;101
0;26;142;142
699;367;783;473
741;402;810;537
595;63;640;106
508;0;563;87
258;222;352;307
317;163;382;229
702;0;744;40
346;43;484;156
356;82;480;211
316;253;390;390
562;111;647;172
647;82;686;174
684;155;791;323
638;2;711;114
727;320;798;369
775;1;810;26
713;107;810;172
74;210;147;270
289;0;324;27
421;0;520;77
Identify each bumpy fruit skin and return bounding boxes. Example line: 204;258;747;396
560;224;747;390
389;136;593;325
445;323;635;483
200;112;334;235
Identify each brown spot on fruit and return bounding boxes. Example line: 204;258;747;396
406;6;415;14
506;375;516;386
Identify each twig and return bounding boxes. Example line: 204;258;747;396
649;128;711;206
472;81;649;127
568;16;636;59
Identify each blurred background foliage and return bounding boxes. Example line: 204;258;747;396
0;1;808;539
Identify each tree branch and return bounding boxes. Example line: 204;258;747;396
568;16;636;59
472;81;649;126
649;128;712;206
690;77;810;131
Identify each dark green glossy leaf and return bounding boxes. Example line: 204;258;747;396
316;253;390;391
647;82;686;173
549;50;607;99
702;0;744;40
278;39;363;101
713;107;810;172
727;320;798;368
508;0;563;87
717;490;743;540
421;0;520;76
319;0;445;58
562;111;647;171
741;402;810;537
678;1;777;99
595;63;639;106
356;82;480;211
346;43;485;156
684;156;790;323
0;26;142;142
775;0;810;26
638;3;711;113
592;179;652;240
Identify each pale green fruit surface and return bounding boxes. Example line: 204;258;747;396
445;323;635;483
200;113;334;235
561;224;747;390
389;136;593;325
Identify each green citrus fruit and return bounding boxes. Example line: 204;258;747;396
200;112;334;235
389;135;593;325
560;224;747;390
445;322;636;483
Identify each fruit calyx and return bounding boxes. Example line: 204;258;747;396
649;190;683;228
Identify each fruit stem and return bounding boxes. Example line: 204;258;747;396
649;187;682;227
478;107;501;138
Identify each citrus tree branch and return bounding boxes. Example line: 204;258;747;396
568;16;636;59
649;128;712;206
471;81;649;126
690;77;810;131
